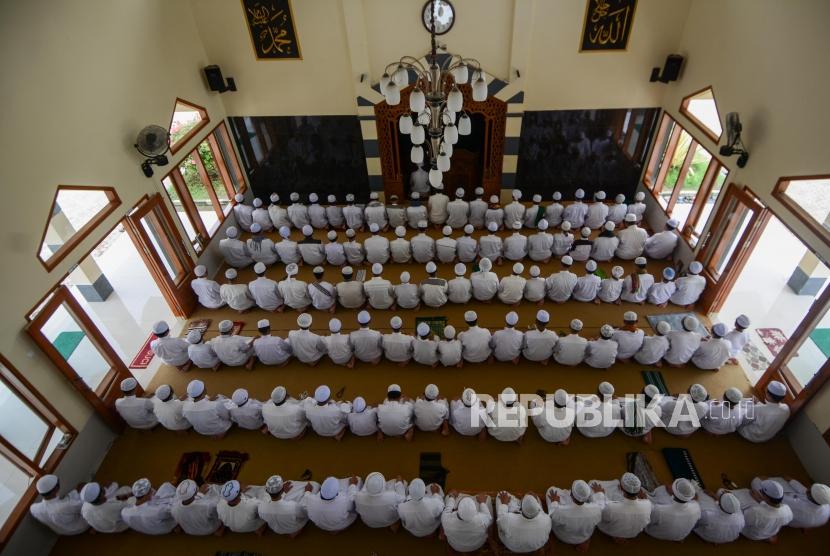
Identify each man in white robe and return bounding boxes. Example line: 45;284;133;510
325;230;347;266
768;477;830;529
342;228;365;266
412;323;440;367
546;480;603;549
470;257;499;302
297;225;325;266
364;263;395;310
307;267;337;313
496;492;551;554
219;226;253;268
436;225;458;263
456;224;478;262
503;189;526;229
115;377;157;429
304;476;361;532
287;313;326;365
287;192;311;229
420;262;449;308
249;262;284;311
448;262;472;304
232;193;254;231
628;191;647;221
737;479;793;541
634;320;671;366
220;268;255;312
258;475;319;536
247;223;278;265
577;382;621;438
346;396;378;437
468;188;488;229
545;256;578;303
479;221;503;264
406;193;428;229
585;324;618;369
394;271;420;310
363;193;387;231
522;310;558;364
607;194;628;225
150;320;191;371
459;311;492;363
594;473;652;541
378;383;415;440
428;186;450;227
620;257;654;304
364;223;391;264
336;265;365;309
528;218;554;262
182;380;232;437
398;479;445;537
438;325;463;367
191;265;225;309
382;316;413;364
350;310;383;364
725;313;751;362
121;479;177;535
325;195;345;229
644;218;680;259
484;195;505;230
262;386;308;440
613;311;645;361
584;191;609;229
664;315;702;366
554;319;588;366
645;478;701;541
411;221;436;263
598;264;625;303
524;265;546;304
228;388;263;430
487;387;527;443
324;318;354;368
307;193;328;229
692;322;732;370
209;319;254;368
562;189;588;228
277;263;311;311
274;226;301;265
671;260;707;307
446;188;470;228
490;311;524;364
591;221;619;261
268;194;290;230
414;383;449;434
450;388;487;438
152;384;191;431
738;380;791;443
304;385;348;440
386;195;407;229
615;213;648;260
216;480;265;534
693;489;745;544
441;494;494;553
531;389;578;444
497;263;526;306
551;221;574;256
572;259;601;302
390;226;412;263
523;194;544;228
170;480;221;536
503;221;528;261
29;475;88;535
355;472;407;529
80;481;131;533
648;266;677;306
545;192;565;227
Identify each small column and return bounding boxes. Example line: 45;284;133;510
787;250;828;296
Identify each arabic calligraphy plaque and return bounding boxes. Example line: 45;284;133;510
580;0;637;52
242;0;301;60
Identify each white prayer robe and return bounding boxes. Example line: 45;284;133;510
692;337;731;369
428;193;450;225
585;338;618;369
247;237;278;265
776;478;830;529
547;492;603;545
378;399;414;436
307;280;337;311
230;398;264;430
183;397;233;436
620;273;655;303
562;202;588;228
497;275;526;305
390;238;412;263
615;226;648;259
438;339;463;367
151;336;191;367
436;237;457;263
496;497;551;553
740;499;793;540
364;277;395;310
634;334;670;365
304;483;359;531
572;274;601;302
355;480;406;528
274;239;300;264
446;200;470;228
450;400;487;436
116;395;158;429
325;205;345;228
288;203;311;229
287;330;326;364
386;205;406;228
484;207;505;229
258;481;319;535
503;233;528;261
308;203;328;229
648;281;677;305
468;199;488;229
545;203;564;227
488;402;527;442
249;277;284;311
659;396;706;436
724;329;749;357
298;240;325;266
598;277;623;303
591;236;619;261
524;277;546;302
664;330;701;365
459;326;492;363
220;283;255;311
364;235;391;264
394;283;421;309
121;483;177;535
522;329;558;361
398;492;444;537
546;271;578;302
413;337;439;366
210;334;254;366
171;487;222;535
551;232;574;256
532;400;578;443
336;280;365;309
152;397;191;431
81;484;132;533
350;328;383;362
607;203;628;224
421;279;449;308
646;499;701;541
30;490;88;535
382;332;414;362
234;204;254;232
220;238;254;268
504;201;526;229
406;205;428;229
448;277;472;304
441;496;493;553
595;495;652;539
479;234;503;262
217;491;265;533
303;399;348;437
414;398;449;431
738;401;790;442
490;328;525;362
644;230;679;259
191;278;225;309
701;400;745;435
364;203;387;230
628;202;646;221
348;407;378;436
343;240;364;266
262;398;308;439
585;202;609;229
577;397;621;438
528;232;554;261
693;490;745;544
268;205;290;230
188;341;220;369
325;242;347;266
613;328;645;359
554;335;587;366
411;234;436;263
524;204;543;228
671;275;707;306
324;333;353;366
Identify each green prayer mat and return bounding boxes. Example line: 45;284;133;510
809;328;830;358
642;370;670;395
52;331;85;360
663;447;706;489
595;267;609;280
416;316;448;338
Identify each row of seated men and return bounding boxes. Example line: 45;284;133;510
30;469;830;550
149;310;749;373
194;257;706;313
219;215;678;270
116;378;790;445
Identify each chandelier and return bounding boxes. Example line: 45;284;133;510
379;0;488;189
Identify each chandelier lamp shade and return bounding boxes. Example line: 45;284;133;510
380;0;487;189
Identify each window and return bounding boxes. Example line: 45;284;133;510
679;86;723;142
160;122;245;252
644;113;729;247
168;98;209;153
773;176;830;248
614;108;658;163
37;186;121;271
0;355;76;543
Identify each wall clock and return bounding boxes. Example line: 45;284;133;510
422;0;455;35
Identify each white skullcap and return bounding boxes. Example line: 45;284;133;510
390;316;403;329
663;267;676;280
442;225;452;236
346;228;356;238
321;477;340;500
615;194;625;203
611;266;624;278
521;494;541;518
561;221;572;231
387;383;401;394
132;478;152;498
595;191;606;200
561;255;573;266
512;263;524;275
475;187;484;195
570;319;583;331
603;221;616;231
487;221;499;232
186;379;206;400
623;311;638;322
810;484;830;505
458;497;477;521
271;193;280;202
575;188;585;199
285;262;298;277
571;480;591;503
357;310;371;325
724;387;743;404
81;482;101;503
585;260;597;272
120;377;138;392
634;256;647;266
598;381;615;396
454;263;466;275
290;192;300;201
328;318;342;333
152;321;169;335
444;325;456;339
176;479;198;501
736;314;750;328
395;226;406;237
218;319;234;333
673;478;695;502
417;322;431;337
346;194;356;202
327;194;336;203
682;316;699;331
462;388;477;406
313;266;324;275
529;265;540;277
271;386;287;404
635;192;645;201
656;321;672;335
512;221;522;230
644;384;661;399
369;192;379;200
257;319;270;330
369;223;380;233
400;271;410;283
553;192;562;201
224;268;237;280
36;475;58;495
538;219;549;230
464;310;478;322
314;385;331;403
464;224;474;234
279;226;291;238
689;261;704;274
761;480;784;500
341;265;353;276
624;213;637;223
417;220;428;229
235;193;245;203
353;396;366;413
553;389;569;407
265;475;284;495
409;478;426;501
194;265;207;277
302;224;313;236
411;192;420;200
297;313;313;328
512;190;522;200
426;261;437;273
327;229;338;240
719;492;741;514
231;388;249;406
502;387;517;404
221;480;241;501
253;262;266;275
250;222;262;233
371;263;383;275
226;226;239;239
767;380;787;398
621;472;642;495
689;383;708;402
434;182;444;190
536;310;550;323
532;194;542;203
580;227;591;238
666;218;679;229
505;311;519;326
155;384;172;400
479;257;492;272
711;322;727;337
455;188;465;198
424;383;439;400
600;324;614;338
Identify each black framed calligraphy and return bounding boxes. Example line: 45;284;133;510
579;0;637;52
241;0;302;60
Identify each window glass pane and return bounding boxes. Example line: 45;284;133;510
714;205;751;276
673;146;713;231
161;176;198;248
140;214;180;281
0;456;32;528
198;141;231;215
694;167;728;237
659;130;692;207
626;111;645;158
169;100;207;150
682;87;723;138
0;378;49;460
39;304;111;391
215;125;244;192
178;157;219;236
39;428;66;468
780;178;830;233
648;119;674;189
39;188;116;264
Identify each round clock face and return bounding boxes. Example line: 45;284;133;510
422;0;455;35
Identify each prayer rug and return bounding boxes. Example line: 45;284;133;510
232;321;245;335
187;318;211;333
53;331;85;360
742;341;770;373
641;370;669;395
355;269;367;282
129;333;156;369
808;328;830;358
419;452;448;490
206;451;249;484
625;452;659;492
174;451;211;486
594;267;609;280
415;316;448;338
663;447;706;490
757;328;788;358
647;311;709;336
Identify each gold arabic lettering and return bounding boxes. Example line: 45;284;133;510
248;1;293;56
587;4;630;46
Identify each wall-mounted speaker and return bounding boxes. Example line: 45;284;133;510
204;65;236;93
650;54;684;84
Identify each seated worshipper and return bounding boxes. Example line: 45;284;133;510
552;221;575;257
182;380;232;437
471;257;500;302
228;388;264;431
546;480;603;550
115;377;157;429
436;225;458;263
457;224;478;263
307;193;328;229
350;310;383;364
220;226;254;268
209;319;254;368
692;322;732;370
648;267;677;307
634;321;671;366
504;189;526;229
572;259;601;303
287;313;326;366
450;387;488;438
479;221;504;264
585;324;619;369
693;489;745;544
619;385;664;444
737;479;793;541
546;255;578;303
220;268;255;312
216;480;266;534
448;263;473;304
411;221;436;263
80;481;132;534
325;317;355;368
595;473;653;541
664;315;703;366
268;193;291;230
233;193;254;232
485;195;505;230
343;228;365;266
356;472;407;530
191;265;225;309
249;262;284;312
382;316;414;364
612;311;645;361
428;185;450;227
764;477;830;529
325;195;345;229
628;191;647;222
645;478;701;541
298;225;325;266
304;385;348;440
336;265;366;310
304;476;361;532
496;492;551;554
498;263;526;306
394;271;421;309
591;221;620;261
274;226;301;265
29;475;88;536
279;263;312;311
570;227;594;262
524;194;545;228
459;310;493;364
490;311;525;364
738;380;791;443
121;479;177;535
262;386;308;440
531;388;579;445
644;218;680;260
414;383;449;434
607;194;628;225
658;383;708;437
725;314;751;363
364;223;391;264
399;479;445;537
503;221;528;261
577;381;621;438
363;263;395;310
468;188;488;229
524;265;546;305
438;325;463;368
378;383;415;440
523;310;558;365
307;266;336;313
386;195;407;229
554;319;588;366
150;320;191;371
406;192;428;228
421;262;449;308
487;387;528;443
287;192;310;229
598;265;625;304
325;230;347;266
346;396;378;437
562;189;588;229
528;219;554;263
258;475;320;537
152;384;191;431
701;387;746;435
247;223;278;266
620;257;654;304
585;191;609;229
671;260;707;308
615;213;648;260
441;493;495;553
390;226;412;263
170;479;221;536
413;323;440;367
